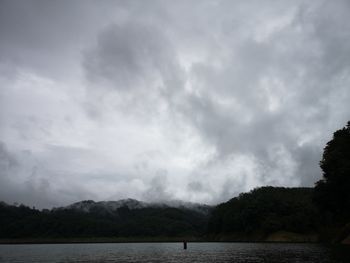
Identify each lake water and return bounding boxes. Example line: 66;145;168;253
0;242;349;263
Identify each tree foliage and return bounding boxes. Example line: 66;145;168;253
314;121;350;224
207;187;320;237
0;203;208;238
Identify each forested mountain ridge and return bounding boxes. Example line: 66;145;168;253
0;188;320;241
207;187;320;241
59;199;212;215
0;199;211;239
0;186;347;242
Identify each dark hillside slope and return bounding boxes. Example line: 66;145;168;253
207;187;320;240
0;201;209;238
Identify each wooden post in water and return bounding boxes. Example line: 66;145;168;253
183;241;187;250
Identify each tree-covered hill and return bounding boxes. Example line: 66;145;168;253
207;187;320;240
0;201;210;239
314;121;350;225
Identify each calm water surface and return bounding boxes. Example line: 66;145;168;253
0;242;349;263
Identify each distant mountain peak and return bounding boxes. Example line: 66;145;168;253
61;198;212;214
63;199;147;213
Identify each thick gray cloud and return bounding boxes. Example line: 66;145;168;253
1;0;350;208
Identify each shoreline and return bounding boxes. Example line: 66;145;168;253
0;237;201;245
0;238;322;245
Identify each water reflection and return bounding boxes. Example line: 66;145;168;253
0;242;349;263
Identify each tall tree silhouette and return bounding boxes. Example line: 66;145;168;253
314;121;350;224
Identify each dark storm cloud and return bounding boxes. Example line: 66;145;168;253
1;0;350;207
82;20;185;118
84;22;180;90
0;0;126;80
0;0;80;78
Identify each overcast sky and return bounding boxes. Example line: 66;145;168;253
1;0;350;208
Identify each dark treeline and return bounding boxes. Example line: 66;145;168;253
314;121;350;226
0;187;320;240
0;121;349;242
0;203;208;238
207;187;320;239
